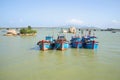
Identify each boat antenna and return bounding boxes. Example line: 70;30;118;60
53;28;55;37
88;30;91;36
81;29;83;37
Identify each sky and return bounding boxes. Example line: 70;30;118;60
0;0;120;28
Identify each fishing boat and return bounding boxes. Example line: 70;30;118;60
37;36;55;51
55;34;69;50
112;30;116;33
82;36;98;49
70;35;82;48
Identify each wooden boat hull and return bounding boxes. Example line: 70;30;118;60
37;36;55;51
70;37;82;48
39;43;52;51
84;42;98;49
55;42;69;50
71;42;82;48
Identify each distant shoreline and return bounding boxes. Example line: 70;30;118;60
0;27;120;32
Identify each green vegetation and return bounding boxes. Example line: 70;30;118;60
20;26;37;34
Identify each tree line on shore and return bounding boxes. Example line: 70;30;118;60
20;26;37;34
2;26;37;36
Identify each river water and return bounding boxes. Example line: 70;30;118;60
0;28;120;80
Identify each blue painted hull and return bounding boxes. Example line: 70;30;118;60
37;36;55;51
39;43;52;51
84;42;98;49
71;42;82;48
55;42;69;50
70;37;82;48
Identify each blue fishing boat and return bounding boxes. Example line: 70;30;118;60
82;36;98;49
37;36;55;51
70;35;82;48
55;35;69;50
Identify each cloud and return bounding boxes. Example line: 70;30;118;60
112;20;120;24
66;19;83;24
